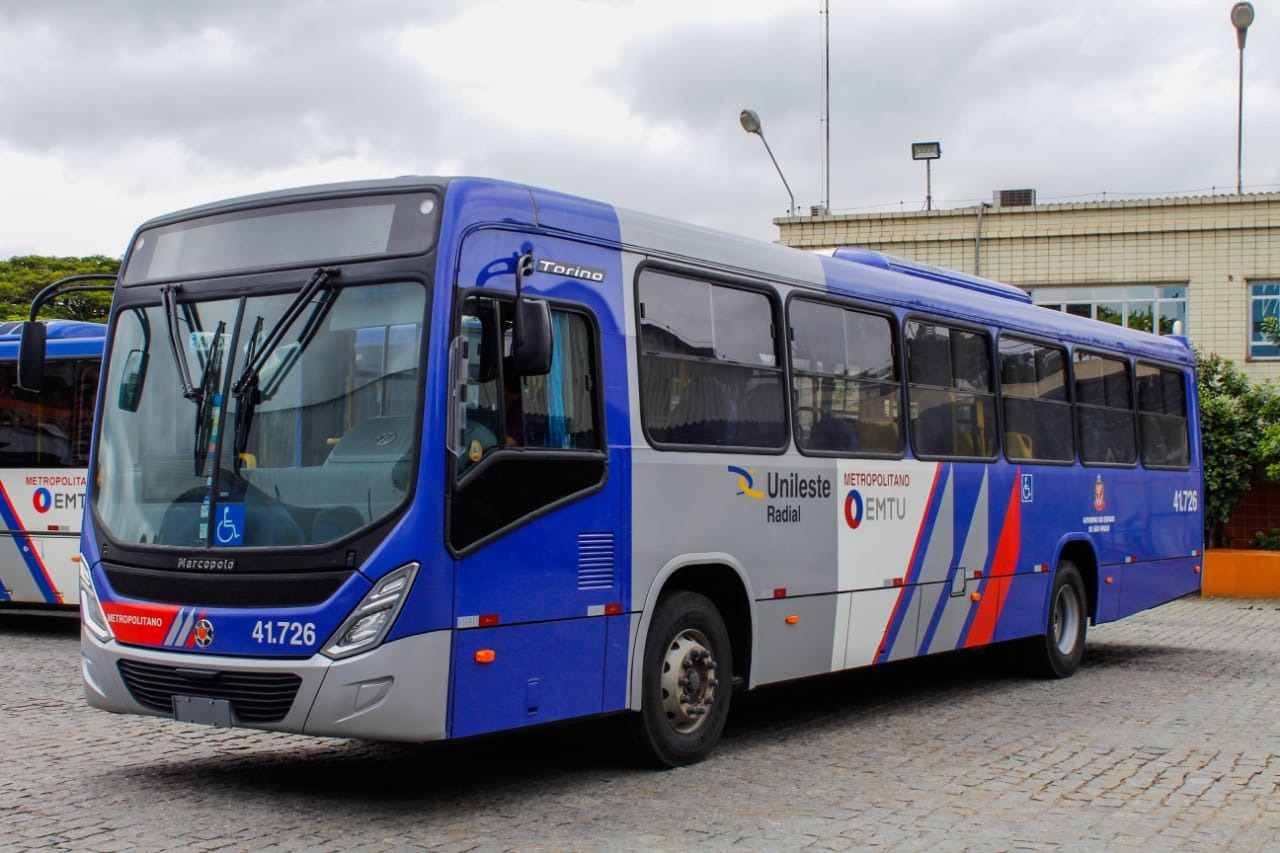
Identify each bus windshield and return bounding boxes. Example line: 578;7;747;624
95;280;426;550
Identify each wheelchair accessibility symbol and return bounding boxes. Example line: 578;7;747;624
215;504;246;546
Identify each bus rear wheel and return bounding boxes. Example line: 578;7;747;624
634;591;733;768
1024;560;1087;678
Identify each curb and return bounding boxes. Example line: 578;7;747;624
1202;549;1280;598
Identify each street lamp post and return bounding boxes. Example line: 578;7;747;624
911;142;942;211
740;109;796;217
1232;2;1255;195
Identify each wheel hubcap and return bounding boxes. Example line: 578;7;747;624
660;628;719;734
1052;585;1081;655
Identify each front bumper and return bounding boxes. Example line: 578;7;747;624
82;628;452;742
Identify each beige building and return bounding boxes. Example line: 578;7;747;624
776;192;1280;381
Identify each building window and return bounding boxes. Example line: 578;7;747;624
1248;282;1280;359
1029;285;1186;335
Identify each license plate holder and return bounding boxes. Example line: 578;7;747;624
173;695;234;727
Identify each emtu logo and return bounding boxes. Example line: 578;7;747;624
727;466;764;499
33;488;52;513
844;490;864;529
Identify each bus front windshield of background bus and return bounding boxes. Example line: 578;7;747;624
95;280;425;550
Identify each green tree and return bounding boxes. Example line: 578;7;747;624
0;255;119;322
1197;349;1280;547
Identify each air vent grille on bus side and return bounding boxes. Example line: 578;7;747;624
578;532;616;590
117;660;301;723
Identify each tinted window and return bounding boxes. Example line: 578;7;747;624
639;271;785;449
905;321;996;458
1074;351;1136;465
999;337;1073;462
1136;363;1190;468
0;359;99;468
790;299;901;455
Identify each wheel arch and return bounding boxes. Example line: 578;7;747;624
1056;538;1099;622
629;553;756;711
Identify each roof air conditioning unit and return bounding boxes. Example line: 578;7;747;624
993;188;1036;207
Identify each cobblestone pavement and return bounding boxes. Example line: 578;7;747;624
2;596;1278;852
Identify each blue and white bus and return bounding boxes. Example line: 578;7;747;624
0;320;104;608
64;177;1201;765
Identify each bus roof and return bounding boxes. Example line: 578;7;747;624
131;175;1195;368
0;319;105;360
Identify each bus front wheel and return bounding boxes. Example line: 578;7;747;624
1024;560;1087;678
634;591;733;768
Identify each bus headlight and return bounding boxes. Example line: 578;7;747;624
322;562;419;660
80;559;114;643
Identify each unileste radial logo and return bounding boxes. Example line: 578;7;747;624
727;466;765;499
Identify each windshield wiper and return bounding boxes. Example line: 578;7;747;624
161;285;202;402
231;267;339;400
230;267;339;472
193;320;226;476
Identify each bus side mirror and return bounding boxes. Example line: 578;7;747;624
16;321;46;393
118;349;149;412
511;297;553;377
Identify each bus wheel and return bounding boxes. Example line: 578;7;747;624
1025;560;1087;678
634;591;733;768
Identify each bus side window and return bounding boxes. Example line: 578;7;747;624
637;270;786;450
906;321;996;459
1075;351;1137;465
790;298;901;455
1136;363;1190;469
999;336;1073;463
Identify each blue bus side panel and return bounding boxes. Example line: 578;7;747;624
603;613;630;712
1118;557;1201;619
450;619;606;739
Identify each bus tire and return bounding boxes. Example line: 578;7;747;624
1025;560;1087;678
633;590;733;768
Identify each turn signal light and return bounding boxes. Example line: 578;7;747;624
970;592;981;602
475;649;496;664
785;615;799;625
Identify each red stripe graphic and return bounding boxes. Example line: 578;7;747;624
965;477;1021;647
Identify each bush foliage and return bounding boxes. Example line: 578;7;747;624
0;255;119;322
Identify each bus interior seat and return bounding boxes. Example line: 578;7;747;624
858;420;900;454
808;415;858;451
326;415;413;465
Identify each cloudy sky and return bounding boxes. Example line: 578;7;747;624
1;0;1277;259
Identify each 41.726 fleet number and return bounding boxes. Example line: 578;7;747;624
251;620;317;646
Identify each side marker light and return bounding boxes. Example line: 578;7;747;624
785;615;799;625
475;650;496;664
970;592;981;602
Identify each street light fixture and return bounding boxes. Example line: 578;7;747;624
912;141;942;211
740;109;796;217
1232;2;1255;195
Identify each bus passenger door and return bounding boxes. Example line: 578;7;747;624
446;235;627;740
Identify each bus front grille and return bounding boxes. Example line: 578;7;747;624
118;660;302;723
